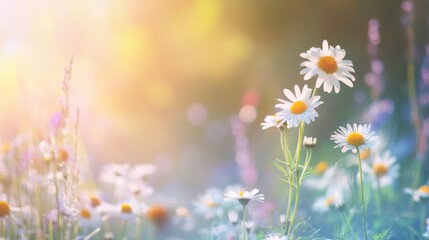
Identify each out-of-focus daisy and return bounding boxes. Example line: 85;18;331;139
404;184;429;202
305;163;350;191
99;163;130;187
100;201;146;222
275;85;323;127
39;140;53;161
313;161;329;175
173;206;195;232
128;183;154;199
193;188;224;220
128;163;156;181
227;210;239;226
312;187;345;213
245;221;255;233
224;188;264;207
300;40;355;93
265;234;288;240
362;150;399;188
77;206;101;232
0;195;23;227
330;123;378;153
261;114;288;130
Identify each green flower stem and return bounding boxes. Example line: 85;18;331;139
293;122;305;169
280;129;294;233
356;148;368;240
340;208;358;240
421;204;427;238
299;149;312;184
242;205;248;240
285;186;294;234
375;177;386;214
288;184;300;238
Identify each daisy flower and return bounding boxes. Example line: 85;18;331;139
224;188;264;207
404;184;429;202
193;188;224;220
77;206;101;232
300;40;355;93
330;123;378;153
227;210;239;226
275;85;323;127
99;201;146;222
361;150;399;188
312;187;346;213
261;114;288;130
128;163;156;181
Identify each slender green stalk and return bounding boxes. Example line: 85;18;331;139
340;208;358;240
285;185;293;234
421;204;427;238
280;130;294;233
293;122;305;169
299;150;312;184
52;163;62;239
376;177;386;213
119;220;128;239
356;148;368;240
242;205;248;240
288;185;300;237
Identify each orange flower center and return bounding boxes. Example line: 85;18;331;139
314;162;328;175
0;201;11;217
146;204;168;228
57;148;69;162
120;204;133;214
347;132;364;147
2;143;10;154
206;200;219;208
80;208;91;219
325;197;334;206
290;101;307;114
318;56;338;74
418;185;429;194
90;196;101;208
359;148;371;160
373;163;388;177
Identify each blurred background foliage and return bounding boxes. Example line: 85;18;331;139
0;0;428;197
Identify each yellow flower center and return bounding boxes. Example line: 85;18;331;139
57;148;69;162
373;163;388;177
359;148;371;160
206;200;219;208
418;185;429;194
90;196;101;208
120;204;133;214
290;101;307;114
347;132;365;147
2;143;10;154
325;197;334;206
80;208;91;219
239;191;244;197
314;162;328;175
0;201;11;217
318;56;338;74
